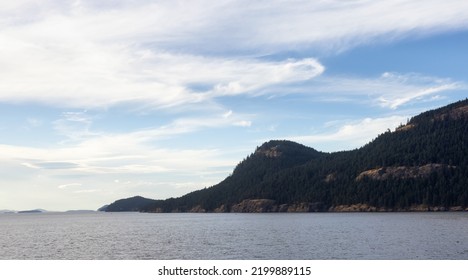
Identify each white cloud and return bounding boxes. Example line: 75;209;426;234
58;183;82;189
0;1;325;110
51;0;467;53
1;112;246;176
288;115;409;152
222;110;233;119
73;189;98;194
0;36;323;108
21;162;40;169
238;0;468;51
53;111;97;141
0;134;236;210
295;72;464;109
1;0;467;110
233;120;252;127
375;73;462;109
40;0;467;52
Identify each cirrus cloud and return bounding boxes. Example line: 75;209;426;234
1;0;468;110
288;115;409;152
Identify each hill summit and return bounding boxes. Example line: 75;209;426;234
104;99;468;212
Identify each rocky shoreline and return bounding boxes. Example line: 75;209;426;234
146;199;468;213
328;203;466;212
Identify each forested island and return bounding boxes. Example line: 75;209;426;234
104;99;468;213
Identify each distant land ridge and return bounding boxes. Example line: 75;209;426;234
103;99;468;212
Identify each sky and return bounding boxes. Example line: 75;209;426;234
1;0;467;211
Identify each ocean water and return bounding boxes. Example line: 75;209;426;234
0;212;467;260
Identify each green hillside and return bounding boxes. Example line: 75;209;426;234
105;99;468;212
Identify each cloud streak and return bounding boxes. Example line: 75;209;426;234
0;39;323;108
1;110;248;176
285;72;464;109
375;73;462;109
288;115;409;152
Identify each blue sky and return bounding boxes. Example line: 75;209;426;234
1;0;467;211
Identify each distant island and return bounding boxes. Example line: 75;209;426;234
0;209;97;214
18;209;47;214
103;99;468;213
65;210;97;213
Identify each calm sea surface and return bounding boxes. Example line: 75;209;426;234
0;212;467;260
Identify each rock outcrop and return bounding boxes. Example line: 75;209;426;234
189;205;206;213
255;145;282;158
229;199;325;213
231;199;277;212
356;164;454;181
395;123;415;132
329;204;380;212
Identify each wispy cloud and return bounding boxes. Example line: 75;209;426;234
0;41;323;109
58;183;82;189
1;0;467;110
53;111;97;141
288;115;409;152
375;73;462;109
0;4;325;110
285;72;464;109
235;0;468;52
3;111;245;176
26;0;464;52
